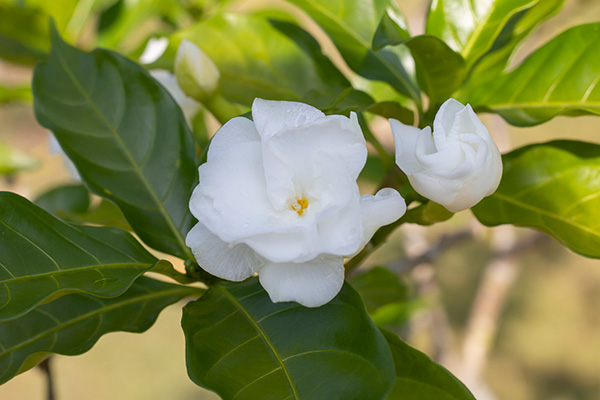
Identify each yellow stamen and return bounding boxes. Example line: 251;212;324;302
291;198;309;216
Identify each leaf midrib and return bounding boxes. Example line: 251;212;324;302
0;286;198;358
53;48;192;260
216;286;300;400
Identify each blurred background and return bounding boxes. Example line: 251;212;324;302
1;0;600;399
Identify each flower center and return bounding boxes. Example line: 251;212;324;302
290;197;309;216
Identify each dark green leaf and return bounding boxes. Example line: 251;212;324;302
0;192;168;320
0;276;200;385
350;267;407;314
366;101;414;125
403;201;454;226
382;330;476;400
0;141;39;175
426;0;537;69
372;8;410;51
182;277;395;400
472;141;600;258
285;0;420;103
166;13;351;107
468;23;600;126
33;24;198;259
35;184;90;215
402;35;465;105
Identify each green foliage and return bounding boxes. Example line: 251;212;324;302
0;141;38;175
0;192;167;320
169;13;351;107
382;330;476;400
0;276;200;385
286;0;420;104
473;141;600;258
182;277;395;400
468;23;600;126
33;25;198;260
350;266;407;314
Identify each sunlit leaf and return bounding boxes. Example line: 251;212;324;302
468;23;600;126
0;192;168;321
472;141;600;258
182;277;395;400
0;276;200;385
33;24;198;259
382;330;476;400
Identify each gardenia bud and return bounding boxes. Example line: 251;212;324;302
174;40;220;102
390;98;502;212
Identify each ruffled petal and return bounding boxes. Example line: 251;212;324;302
356;188;406;252
258;256;345;307
433;98;464;145
185;223;264;281
390;119;429;175
252;98;325;140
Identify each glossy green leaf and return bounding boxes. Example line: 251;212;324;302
35;184;91;216
182;277;395;400
468;23;600;126
472;141;600;258
350;267;407;314
33;25;198;259
459;0;565;95
0;192;167;320
0;276;200;385
0;141;39;175
168;13;350;106
285;0;420;103
426;0;537;68
382;330;476;400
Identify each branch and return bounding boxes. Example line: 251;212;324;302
38;357;55;400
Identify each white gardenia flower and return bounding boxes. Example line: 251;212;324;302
139;37;169;64
175;40;220;102
149;69;200;124
390;98;502;212
186;99;407;307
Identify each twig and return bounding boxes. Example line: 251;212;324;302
38;357;55;400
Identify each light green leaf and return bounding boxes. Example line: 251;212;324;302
459;0;565;95
426;0;537;69
468;23;600;126
33;24;198;259
382;330;476;400
0;84;32;103
167;14;351;107
0;276;200;385
0;141;39;175
372;8;410;51
472;141;600;258
0;192;167;321
182;277;395;400
0;2;50;65
285;0;420;104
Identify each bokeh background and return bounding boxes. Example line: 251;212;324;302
1;0;600;399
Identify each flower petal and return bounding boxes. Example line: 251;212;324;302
258;256;345;307
252;98;325;140
390;119;430;175
185;223;264;281
357;188;406;252
149;69;200;124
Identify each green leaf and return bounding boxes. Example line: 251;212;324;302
0;192;168;321
0;141;39;175
366;101;414;125
0;276;200;385
167;14;351;107
402;201;454;226
468;23;600;126
35;184;91;216
426;0;537;69
182;277;395;400
472;141;600;258
285;0;420;104
372;8;410;51
459;0;565;95
402;35;465;106
0;3;49;65
350;267;407;314
32;24;198;259
0;84;32;103
382;330;476;400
